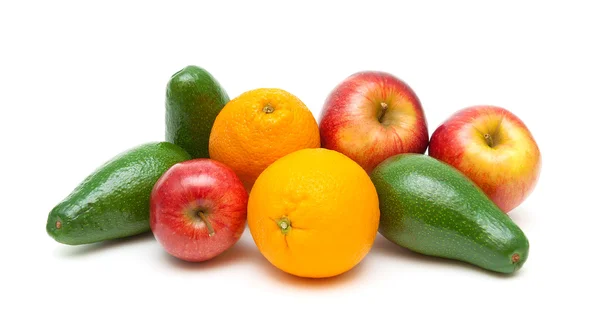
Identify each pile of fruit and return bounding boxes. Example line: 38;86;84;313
47;66;541;276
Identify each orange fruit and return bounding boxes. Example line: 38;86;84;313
247;148;380;278
208;88;320;190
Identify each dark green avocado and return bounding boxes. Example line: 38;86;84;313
370;154;529;274
166;65;229;158
46;142;191;245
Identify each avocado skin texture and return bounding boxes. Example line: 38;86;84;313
46;142;191;245
370;154;529;274
166;65;229;158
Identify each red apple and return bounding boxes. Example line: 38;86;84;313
319;71;429;173
429;105;541;213
150;159;248;262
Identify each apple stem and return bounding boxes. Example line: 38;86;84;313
197;211;215;237
511;253;521;263
484;133;494;148
378;102;388;122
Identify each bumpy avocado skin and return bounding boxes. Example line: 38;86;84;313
46;142;191;245
370;154;529;274
166;65;229;158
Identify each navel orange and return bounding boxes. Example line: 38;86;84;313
247;148;380;278
208;88;320;190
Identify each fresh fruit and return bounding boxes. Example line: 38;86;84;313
370;154;529;274
209;88;320;190
248;148;380;278
319;71;429;173
150;159;248;262
429;105;541;212
46;142;191;245
166;65;229;159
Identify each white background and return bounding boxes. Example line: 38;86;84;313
1;0;598;321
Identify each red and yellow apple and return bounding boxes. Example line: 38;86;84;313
429;105;541;213
150;159;248;262
319;71;429;173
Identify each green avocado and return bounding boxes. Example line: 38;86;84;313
165;65;229;158
46;142;191;245
370;154;529;274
